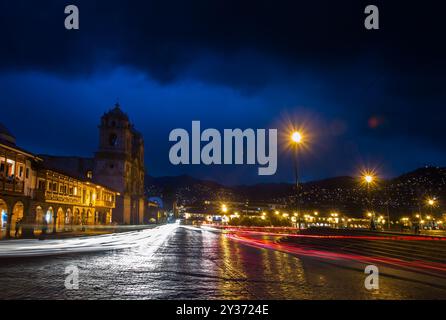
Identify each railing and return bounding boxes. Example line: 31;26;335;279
34;190;83;205
95;199;115;208
35;190;115;208
0;180;24;194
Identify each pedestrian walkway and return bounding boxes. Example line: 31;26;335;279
0;224;159;241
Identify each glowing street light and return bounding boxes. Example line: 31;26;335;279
221;204;228;214
360;169;377;186
291;131;303;144
426;197;436;208
364;175;373;184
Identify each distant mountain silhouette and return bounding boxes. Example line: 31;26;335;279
392;166;446;185
146;174;223;189
304;176;357;189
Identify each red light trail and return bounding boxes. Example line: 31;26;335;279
225;232;446;275
218;226;446;241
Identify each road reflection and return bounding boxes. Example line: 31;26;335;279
0;225;445;299
208;228;446;299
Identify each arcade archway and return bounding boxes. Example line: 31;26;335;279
34;206;44;236
46;207;54;233
56;207;65;232
10;201;24;238
65;208;73;231
0;199;9;239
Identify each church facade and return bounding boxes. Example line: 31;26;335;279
41;104;146;225
94;104;145;224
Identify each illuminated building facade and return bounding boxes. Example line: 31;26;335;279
94;104;145;224
0;124;116;239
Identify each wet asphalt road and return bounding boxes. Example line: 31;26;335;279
0;224;445;300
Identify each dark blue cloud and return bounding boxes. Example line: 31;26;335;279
1;0;445;184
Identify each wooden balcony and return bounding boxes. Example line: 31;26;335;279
34;190;115;208
0;180;24;194
95;199;115;209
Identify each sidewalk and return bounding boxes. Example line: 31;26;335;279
2;224;160;241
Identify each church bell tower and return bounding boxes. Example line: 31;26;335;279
94;103;145;224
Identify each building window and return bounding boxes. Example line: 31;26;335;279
26;168;30;179
109;133;118;147
87;170;93;179
38;180;45;190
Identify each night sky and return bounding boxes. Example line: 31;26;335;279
1;1;445;185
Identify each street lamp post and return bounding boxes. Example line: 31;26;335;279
221;204;228;225
385;199;391;230
426;198;436;229
363;173;376;230
291;131;303;230
427;198;435;215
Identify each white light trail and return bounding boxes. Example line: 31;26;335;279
0;224;178;258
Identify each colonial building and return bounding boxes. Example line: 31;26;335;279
0;124;116;239
40;103;146;225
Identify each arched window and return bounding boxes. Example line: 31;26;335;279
109;133;118;147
